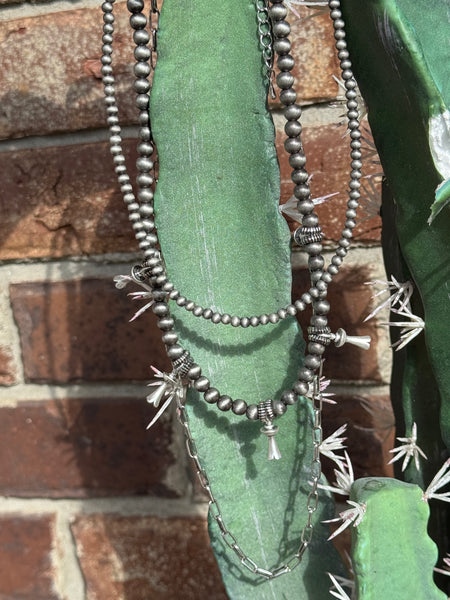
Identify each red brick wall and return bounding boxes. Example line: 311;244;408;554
0;2;394;598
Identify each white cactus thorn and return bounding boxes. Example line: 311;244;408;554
434;554;450;576
364;275;414;321
285;0;328;19
280;191;339;222
113;273;154;322
327;573;353;600
318;450;354;496
382;307;425;351
388;422;427;471
323;500;366;541
319;424;348;466
146;366;184;429
423;458;450;503
306;375;336;404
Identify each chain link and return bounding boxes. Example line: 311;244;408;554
175;373;324;581
149;0;160;68
255;0;276;98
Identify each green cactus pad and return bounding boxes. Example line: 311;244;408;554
350;478;446;600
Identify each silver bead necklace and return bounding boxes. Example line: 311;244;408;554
101;0;369;579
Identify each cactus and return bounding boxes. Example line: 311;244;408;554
339;0;450;591
145;0;450;597
150;0;343;597
349;478;446;600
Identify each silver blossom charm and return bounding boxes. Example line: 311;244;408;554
258;400;281;461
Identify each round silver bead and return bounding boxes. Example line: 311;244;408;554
204;388;220;404
232;399;247;415
194;376;210;392
217;395;232;411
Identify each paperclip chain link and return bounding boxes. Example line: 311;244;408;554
176;378;323;580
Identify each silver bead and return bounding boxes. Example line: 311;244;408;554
311;315;328;329
204;388;219;403
280;88;297;105
232;399;247;415
277;54;295;72
130;13;147;29
246;404;259;421
194;377;210;392
274;38;291;55
298;367;314;382
293;381;308;395
281;391;297;405
273;20;290;38
217;395;232;411
221;313;231;324
284;137;302;153
162;331;178;345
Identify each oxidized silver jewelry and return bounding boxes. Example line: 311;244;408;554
101;0;370;579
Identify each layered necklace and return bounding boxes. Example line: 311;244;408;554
101;0;370;580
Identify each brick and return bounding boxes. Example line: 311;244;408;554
0;515;60;599
322;394;395;480
71;514;227;600
0;397;179;498
287;10;341;103
277;121;382;243
10;278;170;383
0;345;17;385
292;266;381;382
0;4;137;139
268;10;341;107
0;140;139;260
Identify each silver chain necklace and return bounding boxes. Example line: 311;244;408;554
100;0;369;579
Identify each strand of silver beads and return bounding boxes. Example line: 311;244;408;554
100;0;363;418
101;0;362;580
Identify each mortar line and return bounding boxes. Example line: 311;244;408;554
0;0;124;21
0;495;208;518
54;510;86;600
0;126;139;154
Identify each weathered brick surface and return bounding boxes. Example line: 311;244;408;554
292;266;381;382
0;4;136;140
0;515;60;599
10;278;170;383
0;397;179;497
287;10;341;103
71;514;228;600
322;395;395;481
0;345;17;385
277;121;382;243
0;140;139;260
0;121;380;261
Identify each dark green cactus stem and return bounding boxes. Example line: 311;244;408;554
350;478;447;599
341;0;450;591
150;0;344;597
340;0;450;446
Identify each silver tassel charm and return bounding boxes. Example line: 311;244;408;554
258;400;281;461
261;422;281;460
333;328;371;350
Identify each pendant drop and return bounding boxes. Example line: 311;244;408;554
258;400;281;460
261;422;281;460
